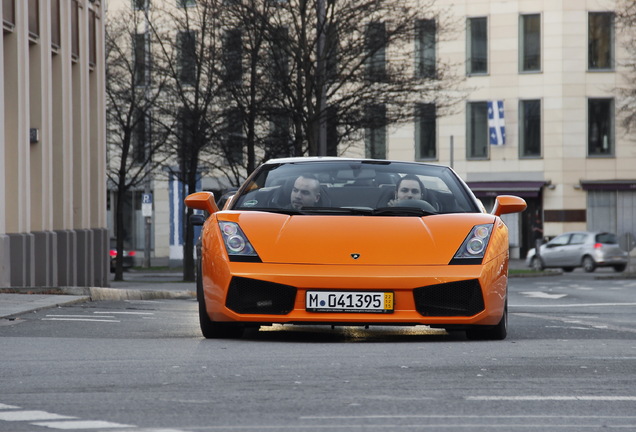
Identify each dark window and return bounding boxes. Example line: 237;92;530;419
224;108;244;165
519;99;541;158
223;28;242;83
51;0;60;48
178;30;197;85
266;110;292;159
588;98;614;156
325;22;339;81
467;17;487;74
133;110;147;164
28;0;39;38
177;0;196;6
89;10;96;67
589;12;614;70
467;102;488;159
365;21;386;81
270;26;289;79
71;0;79;59
365;104;386;159
520;14;540;72
133;0;148;9
326;106;338;156
415;103;436;160
134;33;148;86
415;19;436;78
3;0;15;27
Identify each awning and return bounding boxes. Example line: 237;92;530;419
467;181;547;198
580;180;636;191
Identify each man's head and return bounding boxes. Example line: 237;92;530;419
395;175;425;201
290;175;321;209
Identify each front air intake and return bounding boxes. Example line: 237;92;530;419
226;277;297;315
413;279;485;317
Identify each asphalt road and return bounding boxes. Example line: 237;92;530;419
1;272;635;432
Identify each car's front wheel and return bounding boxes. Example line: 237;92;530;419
197;260;244;339
613;264;627;272
466;301;507;341
582;256;596;273
531;256;545;271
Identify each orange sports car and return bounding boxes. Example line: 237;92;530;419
185;157;526;340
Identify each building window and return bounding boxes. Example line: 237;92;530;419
365;21;386;81
519;99;541;158
223;28;242;83
467;102;488;159
589;12;614;70
467;17;487;75
133;110;147;165
270;26;289;80
415;103;436;160
223;108;244;164
520;14;540;72
71;0;79;60
415;19;436;78
177;0;196;7
3;0;15;28
133;0;148;9
365;104;387;159
51;0;60;48
89;10;96;67
265;110;292;159
134;33;148;86
28;0;39;38
588;98;614;156
177;30;197;85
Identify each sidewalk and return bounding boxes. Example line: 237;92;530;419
0;269;196;319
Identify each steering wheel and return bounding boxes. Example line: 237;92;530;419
393;199;437;213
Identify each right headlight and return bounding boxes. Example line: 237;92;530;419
218;222;261;262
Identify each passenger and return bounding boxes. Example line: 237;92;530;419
290;175;321;209
387;174;426;206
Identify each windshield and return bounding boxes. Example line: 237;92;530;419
230;160;481;215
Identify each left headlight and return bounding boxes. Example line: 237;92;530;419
450;224;493;265
218;222;261;262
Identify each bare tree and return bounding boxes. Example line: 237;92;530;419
148;0;227;282
105;5;169;281
615;0;636;133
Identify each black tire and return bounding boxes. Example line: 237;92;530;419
613;264;627;272
466;300;508;341
582;256;596;273
531;256;545;271
197;260;244;339
562;267;575;272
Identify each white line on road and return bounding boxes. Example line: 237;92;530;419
511;302;636;308
41;318;120;323
467;396;636;401
514;312;636;334
0;411;75;421
32;420;133;429
0;404;19;409
93;311;155;315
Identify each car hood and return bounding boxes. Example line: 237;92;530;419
219;212;497;265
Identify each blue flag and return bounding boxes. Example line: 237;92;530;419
488;100;505;146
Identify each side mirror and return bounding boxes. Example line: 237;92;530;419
491;195;527;216
185;191;219;214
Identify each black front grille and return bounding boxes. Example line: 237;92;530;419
413;280;485;317
226;277;297;315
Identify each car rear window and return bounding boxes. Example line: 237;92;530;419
596;233;617;244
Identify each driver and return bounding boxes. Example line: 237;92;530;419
290;175;321;209
387;174;426;206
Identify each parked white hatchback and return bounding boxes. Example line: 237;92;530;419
526;231;628;273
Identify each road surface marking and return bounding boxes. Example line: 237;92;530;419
520;291;567;299
467;396;636;401
0;411;75;421
32;420;133;429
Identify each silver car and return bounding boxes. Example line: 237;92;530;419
526;231;628;273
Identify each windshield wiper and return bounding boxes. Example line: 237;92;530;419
372;206;436;216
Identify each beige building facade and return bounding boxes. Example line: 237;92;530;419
1;0;108;288
386;0;635;258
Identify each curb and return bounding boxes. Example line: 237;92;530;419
88;287;195;301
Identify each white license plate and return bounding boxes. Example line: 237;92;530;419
306;291;394;313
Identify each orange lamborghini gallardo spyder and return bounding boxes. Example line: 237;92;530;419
185;158;526;340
